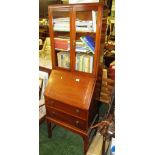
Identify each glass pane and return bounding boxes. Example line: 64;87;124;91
75;10;97;73
52;11;70;69
76;10;96;33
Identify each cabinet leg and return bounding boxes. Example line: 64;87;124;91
47;121;52;138
82;135;89;155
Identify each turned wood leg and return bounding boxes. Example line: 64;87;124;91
82;135;89;155
47;120;52;138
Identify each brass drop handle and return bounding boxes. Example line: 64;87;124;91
76;109;80;113
50;100;55;106
76;120;79;126
52;111;56;115
50;100;54;104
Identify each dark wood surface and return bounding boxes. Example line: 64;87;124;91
45;70;95;110
45;3;106;155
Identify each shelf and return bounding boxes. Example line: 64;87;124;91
53;30;96;34
55;66;71;71
76;31;96;34
55;49;70;52
75;52;94;54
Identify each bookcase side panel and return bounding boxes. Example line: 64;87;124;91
93;5;103;77
48;8;56;69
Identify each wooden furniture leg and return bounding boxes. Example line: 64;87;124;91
82;135;89;155
47;120;52;138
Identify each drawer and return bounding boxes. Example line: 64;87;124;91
45;98;87;120
46;106;87;131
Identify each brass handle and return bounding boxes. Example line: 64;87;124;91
50;100;54;106
50;100;54;104
52;111;55;115
75;120;79;126
76;109;80;113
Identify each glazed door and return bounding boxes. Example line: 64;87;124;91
72;5;103;77
48;6;73;70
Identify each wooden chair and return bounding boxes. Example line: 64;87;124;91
100;77;115;118
97;77;115;155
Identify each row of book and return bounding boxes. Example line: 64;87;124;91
76;53;93;73
57;52;70;69
57;51;93;73
53;11;97;32
54;35;95;53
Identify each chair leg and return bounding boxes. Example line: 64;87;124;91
102;135;106;155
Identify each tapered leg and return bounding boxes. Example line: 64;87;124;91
82;135;89;155
47;120;52;138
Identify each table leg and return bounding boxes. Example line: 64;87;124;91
47;120;52;138
82;135;89;155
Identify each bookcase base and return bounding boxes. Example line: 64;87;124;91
46;114;98;155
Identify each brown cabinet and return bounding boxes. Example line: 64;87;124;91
44;2;106;154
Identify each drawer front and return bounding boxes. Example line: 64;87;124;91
45;98;87;120
46;106;87;131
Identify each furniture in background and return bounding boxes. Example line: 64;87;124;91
39;0;62;18
39;71;49;125
44;3;107;154
39;37;52;72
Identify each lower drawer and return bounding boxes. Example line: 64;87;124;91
46;106;87;131
45;98;87;120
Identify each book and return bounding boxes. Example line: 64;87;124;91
92;10;97;32
57;52;61;67
75;54;94;73
76;41;89;53
57;52;70;68
53;17;94;32
69;0;99;4
80;36;95;53
63;52;70;68
79;54;84;71
83;55;90;73
76;20;93;32
89;55;94;73
54;37;70;51
76;46;88;53
76;54;80;70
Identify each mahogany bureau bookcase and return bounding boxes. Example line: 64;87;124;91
44;2;106;154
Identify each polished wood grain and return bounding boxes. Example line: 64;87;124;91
46;98;87;120
45;70;95;110
46;106;87;131
45;3;106;155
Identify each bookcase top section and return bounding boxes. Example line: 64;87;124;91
48;2;104;77
48;2;104;9
45;69;96;110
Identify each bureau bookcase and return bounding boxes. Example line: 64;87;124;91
44;2;106;154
